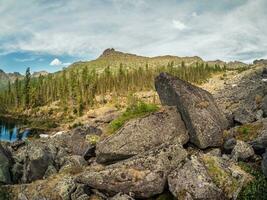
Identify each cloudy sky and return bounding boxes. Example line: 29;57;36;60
0;0;267;74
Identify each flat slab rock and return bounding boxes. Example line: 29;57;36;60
76;142;187;198
155;72;228;149
96;106;188;163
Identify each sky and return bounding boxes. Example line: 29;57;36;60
0;0;267;74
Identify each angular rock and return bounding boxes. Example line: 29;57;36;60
14;142;56;183
223;138;237;154
206;148;222;157
233;108;256;124
231;140;254;161
0;143;12;184
201;154;253;199
262;95;267;117
110;193;135;200
250;130;267;155
168;156;223;199
96;106;188;163
155;72;228;149
76;142;187;198
59;155;86;173
261;152;267;177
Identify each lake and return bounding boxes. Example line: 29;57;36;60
0;118;29;142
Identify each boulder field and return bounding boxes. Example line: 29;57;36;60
1;67;267;199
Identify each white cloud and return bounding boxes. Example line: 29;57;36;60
0;0;267;62
192;12;198;17
50;58;62;66
172;19;187;30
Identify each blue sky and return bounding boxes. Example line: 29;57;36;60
0;0;267;74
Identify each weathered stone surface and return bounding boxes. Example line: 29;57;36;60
262;152;267;177
59;155;87;173
262;95;267;117
155;72;228;149
233;108;256;124
213;68;267;125
96;106;188;163
110;193;135;200
223;138;237;154
77;143;187;198
0;143;12;184
231;140;254;161
168;156;223;200
202;155;253;199
206;148;222;157
250;130;267;155
23;144;55;183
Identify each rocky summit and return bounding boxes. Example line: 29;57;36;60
1;65;267;200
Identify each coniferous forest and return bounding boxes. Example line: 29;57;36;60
0;61;224;116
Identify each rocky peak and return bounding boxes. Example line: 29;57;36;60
102;48;116;56
253;59;267;65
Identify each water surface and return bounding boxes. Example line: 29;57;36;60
0;118;29;142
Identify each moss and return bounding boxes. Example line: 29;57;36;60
238;162;267;200
202;155;239;197
236;122;263;142
108;101;159;134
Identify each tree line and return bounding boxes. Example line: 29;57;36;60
0;62;224;115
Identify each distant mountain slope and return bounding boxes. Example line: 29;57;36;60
67;48;205;72
0;69;49;89
66;48;250;74
0;69;23;88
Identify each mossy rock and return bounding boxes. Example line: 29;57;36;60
202;155;253;199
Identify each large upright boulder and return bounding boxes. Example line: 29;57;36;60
0;143;12;184
76;142;187;198
155;73;228;149
96;106;188;163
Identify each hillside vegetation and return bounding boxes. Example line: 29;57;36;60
0;49;245;120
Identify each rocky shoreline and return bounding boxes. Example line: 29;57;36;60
1;66;267;199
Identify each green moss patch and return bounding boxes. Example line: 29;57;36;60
238;162;267;200
202;155;240;198
108;101;159;134
236;122;263;142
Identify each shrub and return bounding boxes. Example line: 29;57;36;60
108;101;159;134
238;162;267;200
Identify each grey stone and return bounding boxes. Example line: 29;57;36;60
168;156;223;200
223;138;237;154
77;142;187;198
231;140;254;161
155;72;228;149
0;143;12;184
96;106;188;164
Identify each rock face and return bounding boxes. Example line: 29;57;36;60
155;72;228;149
231;140;254;161
77;142;187;198
168;154;253;200
262;152;267;177
96;106;188;163
168;156;223;199
0;143;12;184
19;143;56;183
223;138;237;154
214;68;267;125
